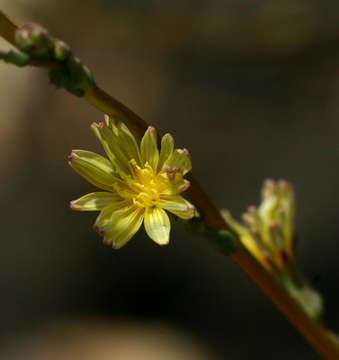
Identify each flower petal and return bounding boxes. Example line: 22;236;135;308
140;126;159;170
163;148;191;175
144;207;170;245
106;115;141;165
91;122;131;177
94;199;131;230
68;150;117;191
159;172;191;195
103;205;144;249
160;195;195;220
70;192;121;211
158;133;174;172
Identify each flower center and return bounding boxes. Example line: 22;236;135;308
114;160;164;209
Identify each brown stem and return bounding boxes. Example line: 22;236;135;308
1;11;339;359
0;10;16;44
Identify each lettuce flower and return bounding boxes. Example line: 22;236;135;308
69;115;195;249
222;179;296;273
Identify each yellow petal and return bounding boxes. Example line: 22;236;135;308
222;210;272;272
163;148;191;175
160;172;190;195
158;133;174;172
106;115;141;165
160;195;195;220
91;122;131;177
144;207;170;245
94;199;131;230
68;150;117;191
103;205;144;249
70;192;121;211
140;126;159;170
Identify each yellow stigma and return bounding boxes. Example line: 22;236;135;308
69;115;195;249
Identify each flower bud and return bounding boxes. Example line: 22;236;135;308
15;23;53;58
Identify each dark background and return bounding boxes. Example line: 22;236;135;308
1;1;339;358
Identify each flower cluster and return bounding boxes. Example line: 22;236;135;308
69;115;195;249
223;179;296;273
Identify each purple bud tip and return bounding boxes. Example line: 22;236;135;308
90;122;98;129
99;121;105;128
148;126;156;132
265;179;275;188
269;221;277;228
262;251;271;261
241;213;249;222
248;205;256;212
69;201;75;209
164;133;174;142
250;226;258;233
67;152;75;164
278;179;287;188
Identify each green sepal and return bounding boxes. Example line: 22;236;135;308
11;23;96;97
3;50;31;67
279;273;323;321
49;57;96;97
184;217;238;256
210;229;238;255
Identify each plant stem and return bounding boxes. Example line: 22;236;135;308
1;10;339;359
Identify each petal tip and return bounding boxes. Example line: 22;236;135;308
148;125;156;132
183;148;190;157
182;180;191;191
158;239;170;246
248;205;256;212
164;133;174;142
112;242;125;250
67;151;75;164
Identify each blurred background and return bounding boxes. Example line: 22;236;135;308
1;0;339;359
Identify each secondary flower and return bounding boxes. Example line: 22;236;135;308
222;180;323;319
222;179;296;273
69;115;195;249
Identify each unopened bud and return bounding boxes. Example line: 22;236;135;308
15;23;53;57
54;40;71;61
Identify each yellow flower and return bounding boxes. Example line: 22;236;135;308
222;179;296;273
69;115;195;249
